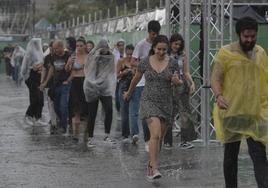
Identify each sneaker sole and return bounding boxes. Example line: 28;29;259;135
181;145;194;149
87;145;96;148
146;176;155;182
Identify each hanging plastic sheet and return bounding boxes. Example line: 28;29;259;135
83;39;116;102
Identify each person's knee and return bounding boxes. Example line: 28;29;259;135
150;133;161;141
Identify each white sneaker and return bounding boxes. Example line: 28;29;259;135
104;136;116;144
24;116;34;125
144;142;149;152
122;137;130;144
163;143;173;150
146;167;162;181
152;169;162;179
36;118;48;126
87;137;95;148
132;135;139;145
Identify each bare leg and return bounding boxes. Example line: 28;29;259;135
160;119;168;151
147;117;162;170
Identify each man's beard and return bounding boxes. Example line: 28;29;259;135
239;38;256;52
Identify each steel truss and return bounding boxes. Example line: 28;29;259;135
166;0;233;145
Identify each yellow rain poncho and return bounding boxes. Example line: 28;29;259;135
212;44;268;146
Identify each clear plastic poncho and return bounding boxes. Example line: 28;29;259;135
83;39;116;102
11;46;25;67
21;38;44;80
212;45;268;146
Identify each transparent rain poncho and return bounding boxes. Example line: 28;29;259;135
21;38;44;80
212;45;268;146
83;39;116;102
10;46;25;67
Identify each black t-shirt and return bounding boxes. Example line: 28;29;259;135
43;53;53;88
51;51;70;86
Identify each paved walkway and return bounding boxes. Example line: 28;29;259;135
0;75;261;188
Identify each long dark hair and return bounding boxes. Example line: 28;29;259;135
169;33;185;56
149;35;169;56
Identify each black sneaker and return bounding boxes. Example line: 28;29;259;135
50;125;58;135
180;141;194;149
72;137;79;143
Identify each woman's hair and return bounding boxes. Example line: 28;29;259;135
149;35;169;56
87;40;95;47
125;44;134;51
169;33;185;55
77;36;86;45
66;36;76;51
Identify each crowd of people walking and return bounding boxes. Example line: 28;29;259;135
1;17;268;187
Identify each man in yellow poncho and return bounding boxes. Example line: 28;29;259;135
211;17;268;188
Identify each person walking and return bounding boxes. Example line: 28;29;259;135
116;44;135;142
10;44;25;87
124;35;182;180
39;41;59;134
21;38;44;125
65;36;88;142
86;40;95;53
130;20;161;150
164;33;196;149
47;40;71;134
84;39;116;147
211;17;268;188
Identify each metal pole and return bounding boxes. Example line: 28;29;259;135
88;13;92;23
184;0;191;65
201;0;209;146
94;11;97;21
82;15;85;25
136;0;139;13
72;18;75;27
229;0;233;42
107;8;110;19
220;0;224;47
165;0;170;38
99;10;103;20
32;0;36;35
77;17;79;26
179;0;185;36
116;6;119;17
160;0;163;8
124;3;127;15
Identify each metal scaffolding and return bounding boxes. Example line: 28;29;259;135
166;0;233;145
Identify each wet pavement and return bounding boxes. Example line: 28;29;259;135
0;75;264;188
